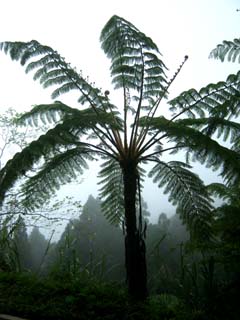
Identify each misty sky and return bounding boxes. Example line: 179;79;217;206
0;0;239;225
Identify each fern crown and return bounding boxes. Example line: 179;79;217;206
1;17;239;240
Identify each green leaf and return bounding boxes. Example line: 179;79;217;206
149;160;213;241
98;157;124;225
0;40;115;112
206;182;231;202
169;71;240;118
176;117;240;143
0;119;92;205
21;147;93;210
144;116;240;185
17;101;78;126
209;38;240;63
100;15;168;110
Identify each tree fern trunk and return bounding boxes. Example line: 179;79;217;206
122;159;148;299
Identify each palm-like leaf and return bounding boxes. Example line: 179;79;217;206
207;182;240;207
0;119;91;203
206;182;232;202
0;40;116;112
176;117;240;143
0;102;120;210
143;115;240;185
17;101;79;126
0;102;120;206
98;157;124;225
18;101;123;134
209;38;240;63
100;15;168;108
169;71;240;119
149;161;213;240
21;147;93;210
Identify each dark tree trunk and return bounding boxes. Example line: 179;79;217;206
122;159;148;300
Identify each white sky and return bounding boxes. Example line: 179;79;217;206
0;0;239;225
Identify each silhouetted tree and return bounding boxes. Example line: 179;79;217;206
57;195;124;280
12;216;31;271
29;226;48;272
1;19;240;298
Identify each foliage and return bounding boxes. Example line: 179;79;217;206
0;271;208;320
11;216;32;271
0;16;229;240
209;38;240;63
149;161;213;240
0;272;127;320
206;182;240;280
0;193;239;319
0;216;31;272
1;17;240;298
52;195;125;282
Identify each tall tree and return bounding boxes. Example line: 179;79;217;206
56;195;124;280
29;226;48;272
12;216;31;271
0;16;240;298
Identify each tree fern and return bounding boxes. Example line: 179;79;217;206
98;157;146;226
1;16;240;298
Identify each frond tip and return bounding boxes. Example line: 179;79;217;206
209;38;240;63
100;15;168;102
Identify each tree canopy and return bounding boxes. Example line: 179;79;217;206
0;16;240;298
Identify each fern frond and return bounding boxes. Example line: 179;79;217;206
100;15;168;108
0;103;117;207
176;117;240;143
206;183;232;202
230;131;240;153
21;147;93;210
98;158;124;225
149;160;213;240
17;102;123;139
0;117;96;204
17;101;79;126
144;116;240;185
0;40;116;112
209;38;240;63
169;71;240;118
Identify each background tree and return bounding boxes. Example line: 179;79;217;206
28;226;48;272
0;16;240;299
55;195;124;281
12;216;31;271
